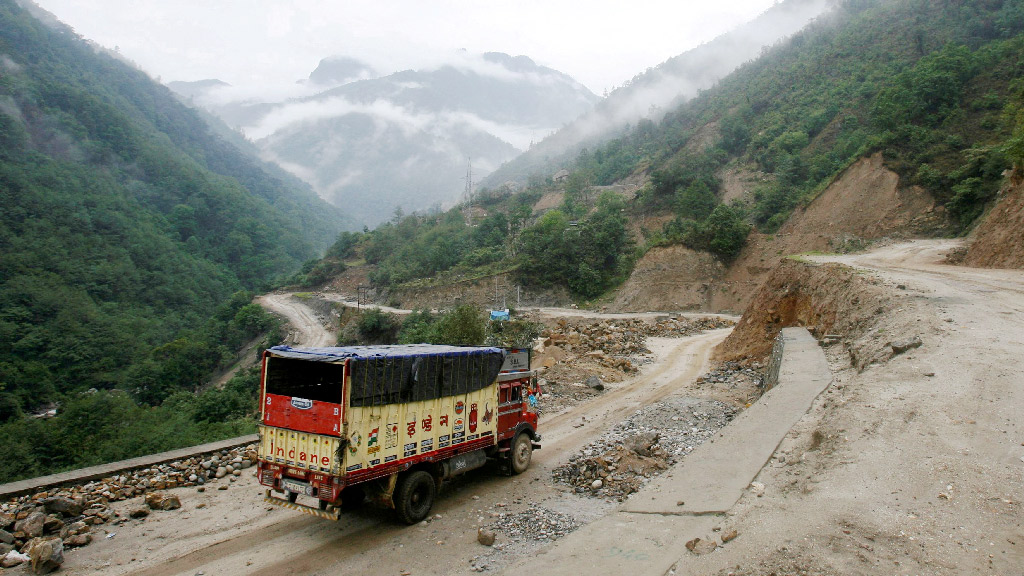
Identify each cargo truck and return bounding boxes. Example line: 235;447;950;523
256;344;540;523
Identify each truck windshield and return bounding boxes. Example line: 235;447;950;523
265;357;344;404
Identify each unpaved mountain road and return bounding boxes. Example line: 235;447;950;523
256;293;335;347
677;239;1024;575
57;239;1024;575
56;304;733;576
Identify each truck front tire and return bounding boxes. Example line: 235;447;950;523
510;432;532;475
395;471;436;524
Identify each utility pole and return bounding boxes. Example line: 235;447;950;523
462;158;474;226
357;285;369;311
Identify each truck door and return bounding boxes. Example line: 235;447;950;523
497;380;524;440
262;355;345;437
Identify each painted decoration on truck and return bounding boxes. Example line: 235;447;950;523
385;418;399;449
367;427;380;455
406;412;417;437
342;378;501;478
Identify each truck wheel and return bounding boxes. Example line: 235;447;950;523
395;471;435;524
510;433;532;475
287;491;298;503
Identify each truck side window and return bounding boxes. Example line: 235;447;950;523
509;385;521;403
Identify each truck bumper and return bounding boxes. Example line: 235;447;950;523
264;490;340;521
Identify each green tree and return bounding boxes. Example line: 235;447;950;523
433;305;486;345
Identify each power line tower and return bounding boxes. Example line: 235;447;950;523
462;157;474;225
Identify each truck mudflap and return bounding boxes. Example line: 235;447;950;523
264;490;340;521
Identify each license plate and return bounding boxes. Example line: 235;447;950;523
282;479;312;496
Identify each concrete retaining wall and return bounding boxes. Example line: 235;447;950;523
0;434;258;500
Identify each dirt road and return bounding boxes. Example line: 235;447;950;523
679;239;1024;575
61;239;1024;576
59;314;732;575
256;293;335;347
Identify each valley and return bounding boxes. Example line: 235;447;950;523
13;238;1023;576
4;1;1024;574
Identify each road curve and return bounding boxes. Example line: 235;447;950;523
257;293;335;347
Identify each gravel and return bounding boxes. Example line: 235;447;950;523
553;397;737;499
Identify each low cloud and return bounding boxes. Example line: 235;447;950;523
245;94;540;151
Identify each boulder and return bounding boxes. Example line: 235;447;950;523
27;538;64;574
890;336;922;355
41;497;83;517
585;376;605;391
64;534;92;548
477;527;496;546
2;549;30;568
145;492;181;511
684;537;718;555
14;512;46;539
42;515;63;534
624;432;660;457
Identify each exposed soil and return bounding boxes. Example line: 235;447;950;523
714;258;912;371
688;240;1024;576
610;245;727;312
614;152;950;316
963;171;1024;269
718;164;769;206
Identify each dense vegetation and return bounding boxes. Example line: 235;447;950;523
338;304;542;350
573;0;1024;236
334;0;1024;307
0;1;351;481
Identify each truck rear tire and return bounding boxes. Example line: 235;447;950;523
395;471;435;524
510;432;532;475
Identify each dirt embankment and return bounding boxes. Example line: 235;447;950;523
611;152;948;315
714;258;927;372
611;245;727;312
962;171;1024;268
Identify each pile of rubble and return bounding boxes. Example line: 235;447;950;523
539;316;734;373
552;397;737;500
489;505;580;542
0;444;256;572
696;361;765;389
470;505;581;572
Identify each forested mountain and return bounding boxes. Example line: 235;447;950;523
171;52;599;225
0;0;352;480
326;0;1024;306
479;0;831;190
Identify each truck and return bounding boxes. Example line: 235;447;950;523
255;344;540;523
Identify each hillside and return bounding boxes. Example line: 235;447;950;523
962;169;1024;268
171;52;599;225
479;0;831;190
0;0;352;481
310;0;1024;317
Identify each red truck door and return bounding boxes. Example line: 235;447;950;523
497;380;524;440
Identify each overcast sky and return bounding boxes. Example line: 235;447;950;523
33;0;785;95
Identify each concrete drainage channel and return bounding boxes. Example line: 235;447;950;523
498;328;834;576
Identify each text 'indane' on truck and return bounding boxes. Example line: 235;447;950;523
255;344;541;523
